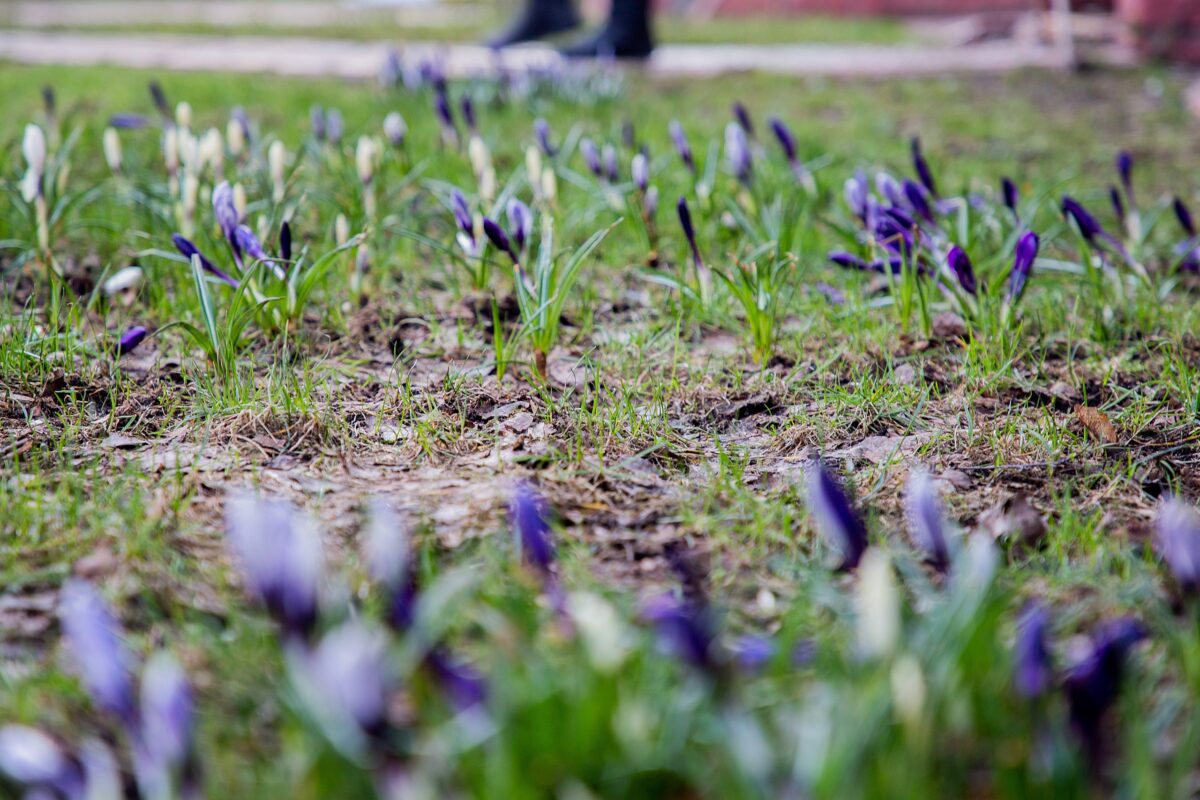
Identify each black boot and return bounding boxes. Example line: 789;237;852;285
488;0;580;49
559;0;654;59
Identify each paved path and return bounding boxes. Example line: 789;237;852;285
0;29;1072;78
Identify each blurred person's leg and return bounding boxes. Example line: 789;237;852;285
487;0;580;48
559;0;653;59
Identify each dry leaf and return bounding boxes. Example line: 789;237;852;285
1075;405;1118;444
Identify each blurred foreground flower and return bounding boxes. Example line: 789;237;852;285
1156;497;1200;594
806;461;868;571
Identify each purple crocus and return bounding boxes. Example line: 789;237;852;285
451;189;473;236
310;105;326;142
425;648;487;711
212;181;239;243
631;153;649;192
280;221;292;263
117;325;149;356
1109;185;1126;229
902;179;934;224
724;122;752;185
506;199;533;254
364;501;419;633
1001;177;1019;217
0;725;83;796
459;96;477;133
434;90;456;143
148;81;171;120
139;652;195;774
905;469;951;573
668;121;694;174
58;579;136;725
1064;618;1146;760
642;593;717;675
732;102;754;137
533;118;555;157
602;144;619;184
677;196;704;271
326;109;344;145
732;635;774;672
224;494;323;641
508;484;555;577
828;251;902;276
844;170;871;225
1172;198;1200;272
806;461;868;571
946;245;977;296
1007;230;1040;302
171;234;239;289
768;116;797;163
482;217;517;264
235;225;285;279
1174;197;1196;237
1156;497;1200;594
1061;196;1105;244
579;138;603;178
1013;602;1052;699
303;621;391;737
911;137;938;197
1116;150;1134;200
108;113;150;130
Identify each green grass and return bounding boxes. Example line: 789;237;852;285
0;60;1199;798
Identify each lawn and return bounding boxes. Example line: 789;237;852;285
1;60;1199;798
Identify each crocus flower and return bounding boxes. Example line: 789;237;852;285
212;181;239;244
310;105;326;141
724;122;752;185
451;189;474;237
0;725;82;796
149;80;171;120
806;461;868;571
642;593;717;675
876;172;904;208
302;621;391;737
1109;185;1125;227
902;179;934;224
1156;497;1200;594
844;170;871;225
20;124;46;203
228;106;250;153
364;500;418;632
732;635;774;672
579;138;602;178
280;221;292;263
855;550;898;658
225;494;323;641
103;128;122;175
103;266;143;296
459;96;477;133
828;251;902;276
668;120;694;173
425;648;487;711
508;484;555;577
768;116;802;177
434;90;456;143
945;245;976;296
602;144;619;183
644;186;659;220
905;469;952;572
1116;150;1134;199
1174;197;1196;236
732;102;755;137
383;111;406;147
171;234;239;288
235;225;285;279
117;326;149;356
677;196;704;273
326;109;344;145
911;136;938;197
506;199;533;254
533;118;555;156
108;112;150;130
1061;196;1105;245
631;153;649;192
1064;618;1146;759
1013;602;1052;698
1007;230;1040;302
139;652;194;775
1001;176;1019;216
58;579;136;725
482;217;517;264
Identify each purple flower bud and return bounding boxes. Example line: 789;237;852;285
325;109;343;145
677;196;703;269
1064;618;1146;758
212;181;239;243
364;501;418;633
602;144;619;184
1061;196;1104;244
732;102;754;137
58;580;136;724
508;484;555;576
225;494;323;640
1001;177;1019;216
903;179;934;224
1156;497;1200;594
580;138;602;178
171;234;239;289
108;113;150;130
459;96;476;132
0;725;82;795
1116;150;1134;198
622;120;636;149
303;621;391;737
877;172;904;208
642;593;717;675
280;221;292;263
451;189;474;236
631;153;649;192
434;91;455;137
425;648;487;711
1109;185;1126;225
482;217;516;263
1013;602;1052;699
1007;230;1040;301
668;120;694;173
911;137;938;197
905;469;951;572
946;245;977;296
644;186;658;219
768;116;797;163
117;325;148;357
148;81;170;120
231;106;251;142
310;105;326;141
140;652;194;771
234;225;267;261
533;118;555;157
724;122;752;185
732;635;773;672
1174;197;1196;237
806;461;868;571
844;170;871;224
506;199;533;254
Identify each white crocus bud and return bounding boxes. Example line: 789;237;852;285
102;266;143;296
102;127;122;175
177;131;198;173
174;101;192;131
162;128;179;175
232;183;248;223
335;213;350;247
200;128;224;174
268;140;287;202
356;136;376;185
383;112;406;147
479;166;496;205
181;172;199;233
566;592;631;673
20;124;47;202
890;655;926;729
226;117;245;157
525;145;542;186
855;549;899;660
467;136;491;180
541;166;557;206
